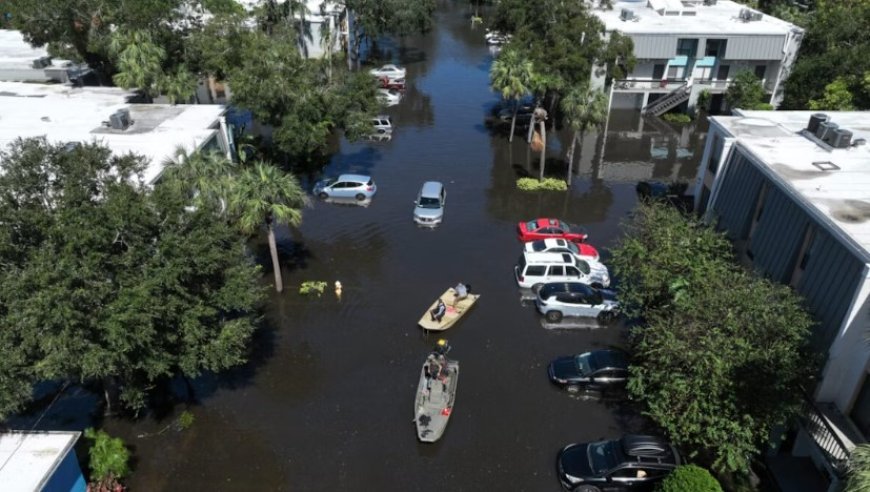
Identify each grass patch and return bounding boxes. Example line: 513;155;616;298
516;177;567;191
299;281;328;296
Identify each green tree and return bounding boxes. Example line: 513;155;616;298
846;444;870;492
657;464;722;492
725;70;769;111
561;86;608;186
84;428;130;481
109;30;167;101
612;202;814;473
490;48;536;142
227;162;308;293
0;138;264;416
809;76;857;110
344;0;436;61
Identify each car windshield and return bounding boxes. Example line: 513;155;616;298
575;258;591;275
574;353;593;376
588;441;621;476
320;177;336;186
418;196;441;208
566;242;580;255
526;221;539;231
531;240;546;252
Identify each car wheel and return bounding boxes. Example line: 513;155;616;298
573;486;601;492
545;310;563;323
318;192;328;200
531;283;544;294
355;193;366;201
597;311;615;325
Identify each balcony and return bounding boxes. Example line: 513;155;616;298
798;394;859;478
612;79;688;92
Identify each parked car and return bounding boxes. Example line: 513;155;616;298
534;281;618;323
378;77;406;90
377;88;402;106
369;64;406;79
518;218;588;243
524;238;600;262
515;252;609;290
313;174;377;201
372;115;393;134
548;349;628;393
557;435;681;491
413;181;446;227
497;105;535;122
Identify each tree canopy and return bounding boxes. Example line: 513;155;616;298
0;138;264;416
725;71;771;111
611;202;814;473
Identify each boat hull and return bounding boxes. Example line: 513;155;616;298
418;288;480;331
413;356;459;443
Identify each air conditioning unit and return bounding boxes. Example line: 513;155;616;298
806;113;829;134
831;128;853;149
31;56;51;69
620;8;634;21
108;109;132;130
739;8;752;21
703;0;718;5
750;11;763;21
816;121;838;143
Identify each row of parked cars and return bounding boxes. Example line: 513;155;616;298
511;218;682;491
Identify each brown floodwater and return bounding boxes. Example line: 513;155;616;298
13;3;707;490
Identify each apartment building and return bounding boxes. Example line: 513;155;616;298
589;0;804;116
696;110;870;492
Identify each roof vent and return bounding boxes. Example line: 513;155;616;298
816;121;838;142
750;11;763;21
738;8;761;21
31;56;52;69
620;8;635;21
703;0;717;5
831;128;853;149
812;161;839;171
807;113;828;134
108;109;133;131
853;138;867;147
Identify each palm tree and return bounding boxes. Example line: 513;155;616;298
560;86;608;186
227;162;308;293
846;443;870;492
489;48;535;142
109;30;166;101
161;147;234;211
319;12;338;81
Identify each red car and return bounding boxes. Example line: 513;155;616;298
517;218;588;243
378;76;405;90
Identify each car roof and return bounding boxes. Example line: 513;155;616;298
337;174;371;182
619;435;679;465
420;181;444;196
589;350;629;371
522;251;575;264
375;114;391;120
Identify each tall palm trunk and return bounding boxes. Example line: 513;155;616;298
566;131;579;187
267;225;283;292
538;120;547;181
509;103;518;142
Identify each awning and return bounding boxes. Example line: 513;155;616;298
696;56;716;67
668;56;688;67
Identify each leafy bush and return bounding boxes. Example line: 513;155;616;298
662;112;692;124
516;177;567;191
697;89;712;111
299;281;327;296
84;428;130;481
751;103;774;111
177;410;195;430
657;464;722;492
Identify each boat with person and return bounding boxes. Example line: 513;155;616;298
417;284;480;331
413;340;459;443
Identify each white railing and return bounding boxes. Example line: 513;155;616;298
613;79;689;91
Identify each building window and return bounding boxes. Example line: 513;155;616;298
705;39;727;58
754;64;767;80
652;64;665;80
676;38;698;57
789;225;817;288
850;374;870;439
717;64;730;81
745;182;768;258
707;134;722;173
667;66;684;79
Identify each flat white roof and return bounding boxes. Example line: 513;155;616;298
714;111;870;261
593;0;797;36
0;82;226;184
0;30;47;69
0;431;80;492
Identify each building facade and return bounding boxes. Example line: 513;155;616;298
695;110;870;492
0;431;86;492
589;0;803;115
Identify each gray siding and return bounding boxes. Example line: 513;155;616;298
629;35;677;59
749;186;808;283
711;153;764;239
723;35;785;60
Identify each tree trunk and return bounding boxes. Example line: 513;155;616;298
566;132;578;187
268;225;283;292
538;120;547;181
102;376;119;416
509;103;518;142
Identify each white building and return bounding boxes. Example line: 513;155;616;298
0;431;86;492
0;30;90;84
696;110;870;492
235;0;347;59
589;0;804;115
0;82;232;185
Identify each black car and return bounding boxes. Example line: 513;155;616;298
557;435;681;491
547;349;628;393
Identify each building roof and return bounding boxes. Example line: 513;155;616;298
713;110;870;261
592;0;798;36
0;431;80;491
0;29;53;82
0;82;226;185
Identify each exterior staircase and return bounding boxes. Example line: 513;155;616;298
642;83;691;116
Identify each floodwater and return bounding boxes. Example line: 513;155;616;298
15;3;707;491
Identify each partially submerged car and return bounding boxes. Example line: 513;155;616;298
534;282;618;324
547;349;628;393
413;181;446;227
313;174;377;201
557;435;680;491
369;64;406;79
518;218;588;243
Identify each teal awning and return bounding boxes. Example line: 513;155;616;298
696;56;716;67
668;56;688;67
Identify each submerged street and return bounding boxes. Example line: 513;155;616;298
100;3;704;490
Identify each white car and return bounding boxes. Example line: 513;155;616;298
369;64;406;79
371;115;393;134
515;252;610;290
524;238;600;262
377;88;402;106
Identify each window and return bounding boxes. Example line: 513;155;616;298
705;39;727;58
850;374;870;439
565;266;580;277
667;65;683;79
717;64;730;81
676;38;698;57
789;226;816;288
652;64;665;80
548;266;565;276
526;266;546;276
745;183;769;259
754;64;767;80
707;134;722;173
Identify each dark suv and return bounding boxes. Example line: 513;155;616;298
548;349;628;393
557;435;680;491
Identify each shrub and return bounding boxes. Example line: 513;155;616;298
657;464;722;492
662;112;692;124
751;102;774;111
697;89;712;111
84;428;130;481
516;177;567;191
299;281;327;296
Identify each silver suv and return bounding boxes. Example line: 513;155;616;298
413;181;446;226
535;282;618;323
313;174;377;201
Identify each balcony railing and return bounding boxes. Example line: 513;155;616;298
799;393;852;477
612;79;688;91
693;79;730;90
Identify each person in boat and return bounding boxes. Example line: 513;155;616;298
430;299;447;322
453;282;471;306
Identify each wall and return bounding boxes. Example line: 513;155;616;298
723;34;786;60
43;451;86;492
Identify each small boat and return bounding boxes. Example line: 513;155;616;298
414;342;459;443
417;287;480;331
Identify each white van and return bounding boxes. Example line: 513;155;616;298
413;181;446;226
